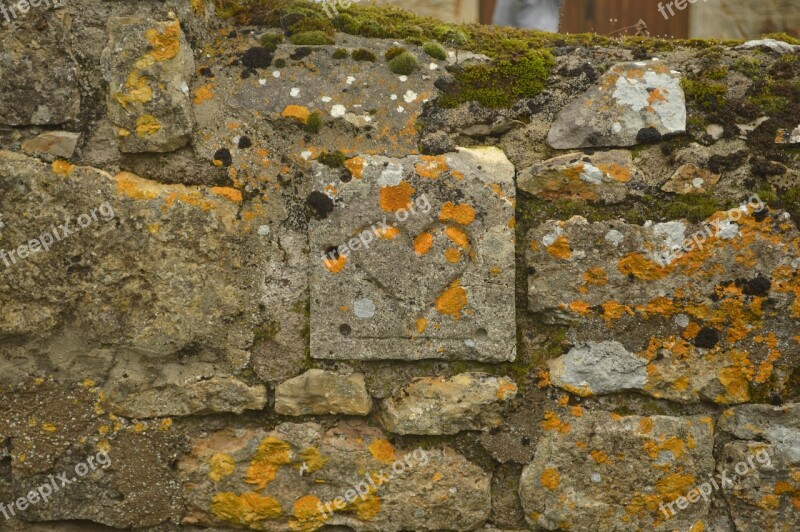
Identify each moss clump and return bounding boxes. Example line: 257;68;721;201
434;25;468;46
305;111;322;134
779;185;800;220
384;46;406;61
388;51;419;75
332;48;349;59
422;41;447;60
682;78;728;112
260;32;284;48
352;48;376;61
290;30;334;45
318;150;346;168
762;32;800;45
440;49;553;108
732;56;764;79
273;58;286;68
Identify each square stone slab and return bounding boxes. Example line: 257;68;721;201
309;147;515;361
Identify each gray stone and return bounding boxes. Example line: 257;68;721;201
378;372;517;435
518;150;643;204
179;421;491;531
274;369;372;416
102;17;195;152
22;131;81;158
737;38;800;53
547;60;686;149
0;20;80;125
775;125;800;145
548;341;648;396
717;403;800;464
520;412;715;531
309;147;516;361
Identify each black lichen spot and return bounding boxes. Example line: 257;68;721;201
750;158;787;177
199;66;214;78
339;170;352;183
238;136;252;149
307;191;334;220
213;148;232;167
339;324;352;336
741;275;771;296
241;46;273;69
240;69;251;79
636;127;662;144
228;30;238;38
753;208;768;222
290;47;313;60
694;327;719;349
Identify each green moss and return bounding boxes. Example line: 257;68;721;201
422;41;447;60
762;32;800;45
274;58;286;68
332;47;349;59
440;49;554;108
732;56;764;79
290;30;334;45
318;149;346;168
387;51;419;75
305;111;322;134
260;32;284;47
384;46;405;61
705;67;729;81
682;78;728;112
434;25;468;46
779;185;800;220
253;321;281;344
352;48;376;61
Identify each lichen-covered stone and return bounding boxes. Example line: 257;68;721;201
518;150;643;204
378;373;517;435
520;412;715;531
179;421;491;531
547;60;686;149
102;18;194;152
309;147;516;361
528;210;800;404
661;163;720;194
717;404;800;531
274;369;372;416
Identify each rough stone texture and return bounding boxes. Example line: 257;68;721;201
520;412;715;531
518;150;644;204
717;404;800;531
274;369;372;416
528;210;800;404
661;163;721;195
179;421;491;531
548;60;686;149
102;18;195;152
0;15;80;125
548;341;648;396
309;147;516;361
21;131;81;159
378;373;517;435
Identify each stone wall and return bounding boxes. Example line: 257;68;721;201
0;1;798;531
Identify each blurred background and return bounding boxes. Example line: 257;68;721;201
377;0;800;39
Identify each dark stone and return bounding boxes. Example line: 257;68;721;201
199;66;214;78
636;127;662;144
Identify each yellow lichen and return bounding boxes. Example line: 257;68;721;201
434;280;468;319
439;202;476;225
368;438;395;464
540;468;560;490
135;114;162;136
211;491;282;525
379;181;415;212
546;235;571;260
209;453;236;482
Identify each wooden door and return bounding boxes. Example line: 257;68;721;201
560;0;690;38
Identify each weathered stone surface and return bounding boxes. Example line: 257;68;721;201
547;60;686;149
527;209;800;403
0;380;182;528
737;38;800;53
717;404;800;531
378;373;517;435
179;421;491;531
518;150;643;204
0;19;80;125
548;341;648;396
102;18;194;152
520;412;715;531
309;147;516;361
660;163;720;195
776;125;800;145
21;131;81;158
275;369;372;416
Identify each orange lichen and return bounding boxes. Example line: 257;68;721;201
51;159;75;176
590;450;611;464
376;226;400;239
281;105;311;123
444;248;461;263
656;473;696;500
344;156;365;179
758;494;781;510
194;84;214;104
540;468;561;491
416;318;427;333
323;255;347;274
379;181;415;212
295;447;328;473
546;235;571;259
145;21;181;62
568;300;593;316
639;418;654;434
618;253;671;280
434;280;468;319
582;267;608;286
348;494;381;521
497;380;517;400
415;155;448;179
542;411;570;433
570;405;583;417
210;186;243;203
439;203;476;225
445;226;470;250
211;492;282;525
290;495;327;531
368;439;395;464
209;453;236;482
244;436;291;489
414;232;433;255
